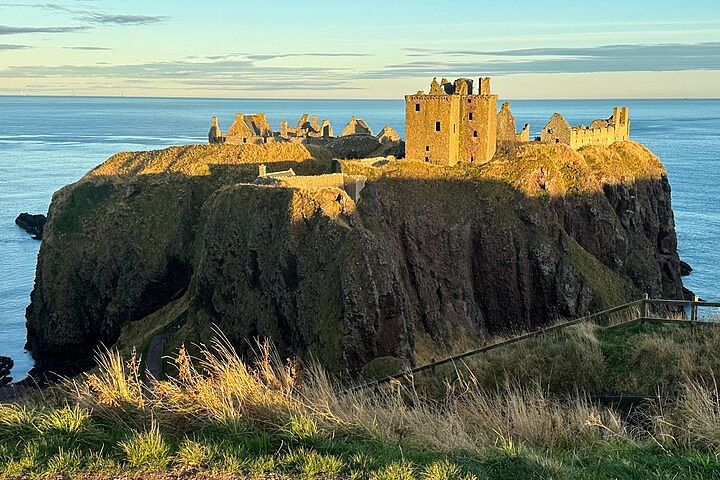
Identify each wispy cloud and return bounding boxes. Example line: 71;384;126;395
0;24;87;35
0;3;169;26
366;42;720;78
63;46;112;51
77;13;169;25
0;56;359;91
205;52;371;61
0;43;30;49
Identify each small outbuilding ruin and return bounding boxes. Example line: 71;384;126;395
341;116;373;137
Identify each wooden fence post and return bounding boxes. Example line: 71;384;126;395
691;295;699;325
643;293;649;320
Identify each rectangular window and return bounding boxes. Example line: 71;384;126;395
243;137;247;143
415;103;420;112
471;156;475;162
435;121;441;132
473;131;478;138
425;156;429;162
469;112;473;120
453;124;456;133
468;98;472;103
425;146;430;152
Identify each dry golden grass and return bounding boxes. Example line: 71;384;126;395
88;143;333;177
340;141;663;198
65;332;630;454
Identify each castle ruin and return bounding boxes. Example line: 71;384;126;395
209;113;382;145
280;114;334;140
540;107;630;149
210;76;631;159
496;102;530;145
341;116;372;136
405;77;498;165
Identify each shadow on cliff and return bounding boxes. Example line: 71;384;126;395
25;161;689;378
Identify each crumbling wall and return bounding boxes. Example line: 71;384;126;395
517;124;531;142
208;117;224;144
541;113;572;145
496;102;517;143
258;173;367;203
377;125;401;144
542;108;630;149
342;117;372;136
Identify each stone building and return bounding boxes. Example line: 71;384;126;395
496;102;530;145
404;77;498;165
280;114;334;139
341;116;372;136
377;125;401;144
540;107;630;149
209;113;274;145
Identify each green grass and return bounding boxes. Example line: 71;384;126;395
52;181;114;236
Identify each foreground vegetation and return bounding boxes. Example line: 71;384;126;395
3;324;720;479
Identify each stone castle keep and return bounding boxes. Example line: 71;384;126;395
209;76;630;164
405;77;498;165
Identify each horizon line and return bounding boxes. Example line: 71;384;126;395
1;94;719;101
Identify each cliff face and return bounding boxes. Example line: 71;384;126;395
26;141;686;374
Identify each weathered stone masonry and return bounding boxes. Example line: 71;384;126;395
541;107;630;149
405;77;498;165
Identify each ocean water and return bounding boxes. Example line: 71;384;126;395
1;97;718;381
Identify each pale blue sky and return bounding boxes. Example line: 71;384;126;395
1;0;719;98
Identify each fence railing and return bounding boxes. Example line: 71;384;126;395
348;295;719;393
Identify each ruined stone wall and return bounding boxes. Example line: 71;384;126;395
496;102;517;143
542;108;630;149
541;113;572;145
342;117;372;136
377;126;401;144
405;94;461;165
263;173;367;203
517;124;531;142
569;108;630;149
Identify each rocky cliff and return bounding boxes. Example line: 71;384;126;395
26;141;687;375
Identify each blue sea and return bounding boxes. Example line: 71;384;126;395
1;97;719;381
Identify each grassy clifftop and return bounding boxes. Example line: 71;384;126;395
340;141;666;197
88;143;334;177
26;141;686;377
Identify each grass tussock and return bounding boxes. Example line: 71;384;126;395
2;328;720;478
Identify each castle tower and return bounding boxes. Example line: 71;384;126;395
405;77;498;165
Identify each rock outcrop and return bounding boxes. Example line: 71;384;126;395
0;356;12;386
15;213;46;240
26;141;687;375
